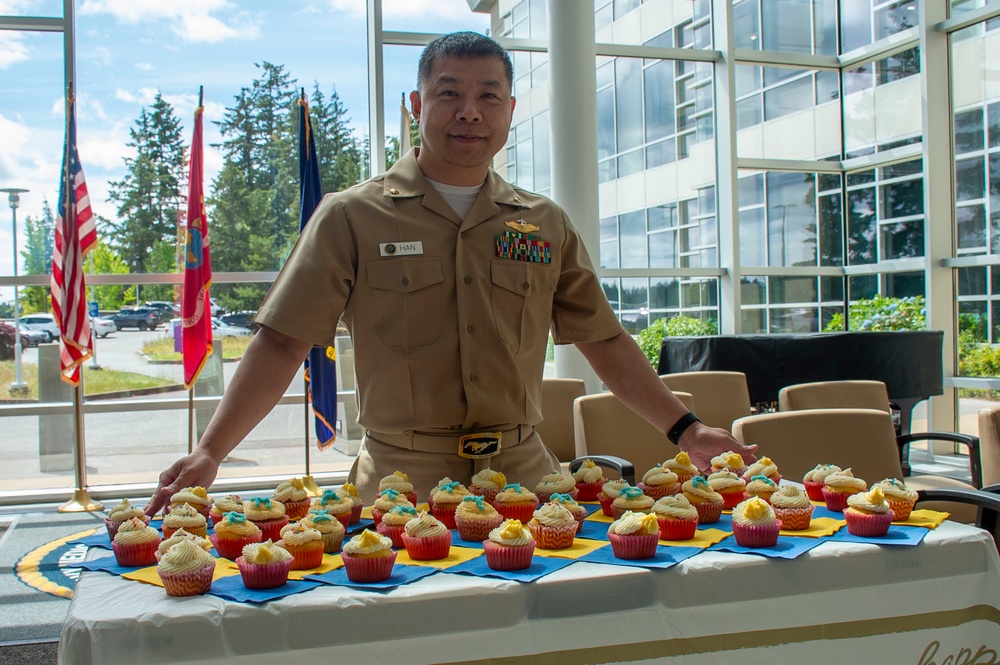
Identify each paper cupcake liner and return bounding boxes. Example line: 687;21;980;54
575;481;604;502
821;487;859;513
430;505;459;530
536;488;579;504
671;473;696;486
494;501;538;523
253;516;290;542
454;514;504;542
845;509;895;537
772;506;813;531
638;482;681;501
720;490;748;510
341;551;397;583
105;515;149;540
112;539;160;567
401;532;452;560
611;503;653;520
733;520;782;548
209;532;262;560
376;522;407;549
803;480;825;502
160;563;215;597
280;542;325;570
887;499;915;522
571;511;586;533
483;540;534;571
236;556;293;589
691;500;723;524
162;523;207;540
608;531;660;559
471;487;501;503
656;516;698;541
209;512;230;527
319;531;345;554
349;503;363;525
283;498;312;522
370;509;386;528
598;494;616;517
331;512;352;530
528;521;577;550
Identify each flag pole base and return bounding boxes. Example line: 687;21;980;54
301;475;323;497
59;489;104;513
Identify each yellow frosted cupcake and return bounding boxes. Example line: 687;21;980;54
663;451;700;485
845;487;895;536
607;511;661;559
157;539;216;596
378;471;417;505
272;478;311;521
572;459;605;501
710;451;747;478
169;486;212;519
483;519;535;571
873;478;917;521
821;468;867;512
341;529;397;582
470;468;507;503
237;540;294;589
732;497;781;547
338;482;365;524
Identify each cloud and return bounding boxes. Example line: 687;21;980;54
0;32;29;70
328;0;477;19
135;62;153;71
78;0;261;43
91;46;113;67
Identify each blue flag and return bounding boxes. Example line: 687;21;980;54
298;93;338;450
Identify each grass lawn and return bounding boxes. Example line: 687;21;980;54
0;361;176;400
140;336;252;361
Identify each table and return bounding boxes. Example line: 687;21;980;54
59;521;1000;665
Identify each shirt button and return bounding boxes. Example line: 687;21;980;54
401;277;409;286
463;276;472;285
460;232;467;239
522;281;530;290
467;324;474;334
471;421;480;428
470;374;477;383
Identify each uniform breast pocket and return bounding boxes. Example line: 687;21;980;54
490;260;558;347
367;257;444;348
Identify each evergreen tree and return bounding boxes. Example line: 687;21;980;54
107;92;187;274
20;199;55;313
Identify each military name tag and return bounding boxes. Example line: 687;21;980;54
457;432;503;459
379;241;423;257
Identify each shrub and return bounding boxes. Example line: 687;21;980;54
637;315;718;367
824;294;926;332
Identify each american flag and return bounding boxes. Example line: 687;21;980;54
51;97;97;386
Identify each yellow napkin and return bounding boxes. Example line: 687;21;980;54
360;506;374;519
394;546;483;569
779;516;843;538
895;509;949;529
533;538;607;559
122;562;239;588
288;553;342;578
659;528;730;549
584;512;613;524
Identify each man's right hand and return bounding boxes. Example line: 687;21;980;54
144;449;220;517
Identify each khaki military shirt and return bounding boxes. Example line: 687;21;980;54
256;149;624;435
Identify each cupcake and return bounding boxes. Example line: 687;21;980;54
527;503;578;550
209;511;262;560
598;479;630;517
341;530;397;583
454;495;504;542
112;516;161;567
236;540;294;589
300;509;347;553
745;475;779;503
483;519;535;571
378;471;418;505
400;511;451;560
611;486;655;519
311;489;353;528
470;468;508;503
276;522;325;570
492;483;539;522
209;494;243;527
162;503;208;539
272;478;311;521
637;464;681;501
845;487;895;536
608;511;661;559
156;528;211;561
821;468;867;513
681;477;724;524
371;488;415;527
243;497;289;542
663;451;700;485
732;497;782;548
169;486;212;519
546;493;588;532
769;485;813;530
534;472;578;503
873;478;918;521
426;477;455;512
572;459;606;501
104;498;148;539
802;464;842;502
157;539;216;597
652;495;699;541
707;471;748;510
742;456;781;485
428;481;471;529
338;483;365;524
377;505;419;548
710;451;747;479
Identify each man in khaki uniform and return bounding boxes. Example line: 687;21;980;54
147;32;754;512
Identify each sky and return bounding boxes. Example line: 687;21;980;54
0;0;489;289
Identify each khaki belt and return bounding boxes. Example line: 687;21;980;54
366;425;532;459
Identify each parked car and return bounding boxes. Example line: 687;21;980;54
211;317;252;338
111;307;161;331
209;297;225;317
220;310;259;333
19;313;60;342
16;324;48;347
91;316;117;338
144;301;179;323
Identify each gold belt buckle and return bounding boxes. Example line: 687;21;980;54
458;432;503;459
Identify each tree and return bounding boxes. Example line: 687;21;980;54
106;92;187;274
19;199;55;313
306;83;363;194
85;238;134;311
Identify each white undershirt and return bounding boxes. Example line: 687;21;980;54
426;178;484;221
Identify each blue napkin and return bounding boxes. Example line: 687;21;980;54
579;503;603;516
445;554;576;582
576;520;609;541
711;535;824;559
578;543;702;569
71;555;146;574
208;576;322;603
305;563;437;590
827;525;927;546
699;514;733;531
70;531;113;550
811;505;847;520
345;518;376;536
450;531;486;549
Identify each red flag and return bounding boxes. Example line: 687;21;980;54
51;96;97;386
181;99;213;388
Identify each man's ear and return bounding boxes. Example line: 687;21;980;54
510;96;516;115
409;90;421;121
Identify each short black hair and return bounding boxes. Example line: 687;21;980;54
417;31;514;93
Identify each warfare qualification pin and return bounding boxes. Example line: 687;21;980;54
505;220;540;234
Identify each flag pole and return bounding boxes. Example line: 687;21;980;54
60;82;102;513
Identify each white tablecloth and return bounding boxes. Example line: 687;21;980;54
59;521;1000;665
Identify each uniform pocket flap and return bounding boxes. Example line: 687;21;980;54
367;257;444;294
491;259;557;296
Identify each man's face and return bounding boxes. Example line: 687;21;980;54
409;54;516;186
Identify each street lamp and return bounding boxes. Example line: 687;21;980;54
1;187;30;396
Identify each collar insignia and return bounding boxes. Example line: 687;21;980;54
505;220;539;234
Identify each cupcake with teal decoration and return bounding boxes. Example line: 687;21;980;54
546;493;588;532
338;483;365;524
681;477;724;524
371;488;415;527
454;495;504;542
492;483;539;522
209;511;262;560
310;489;353;528
243;496;288;542
300;509;347;553
377;505;419;548
611;486;655;519
429;480;471;529
745;475;779;504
